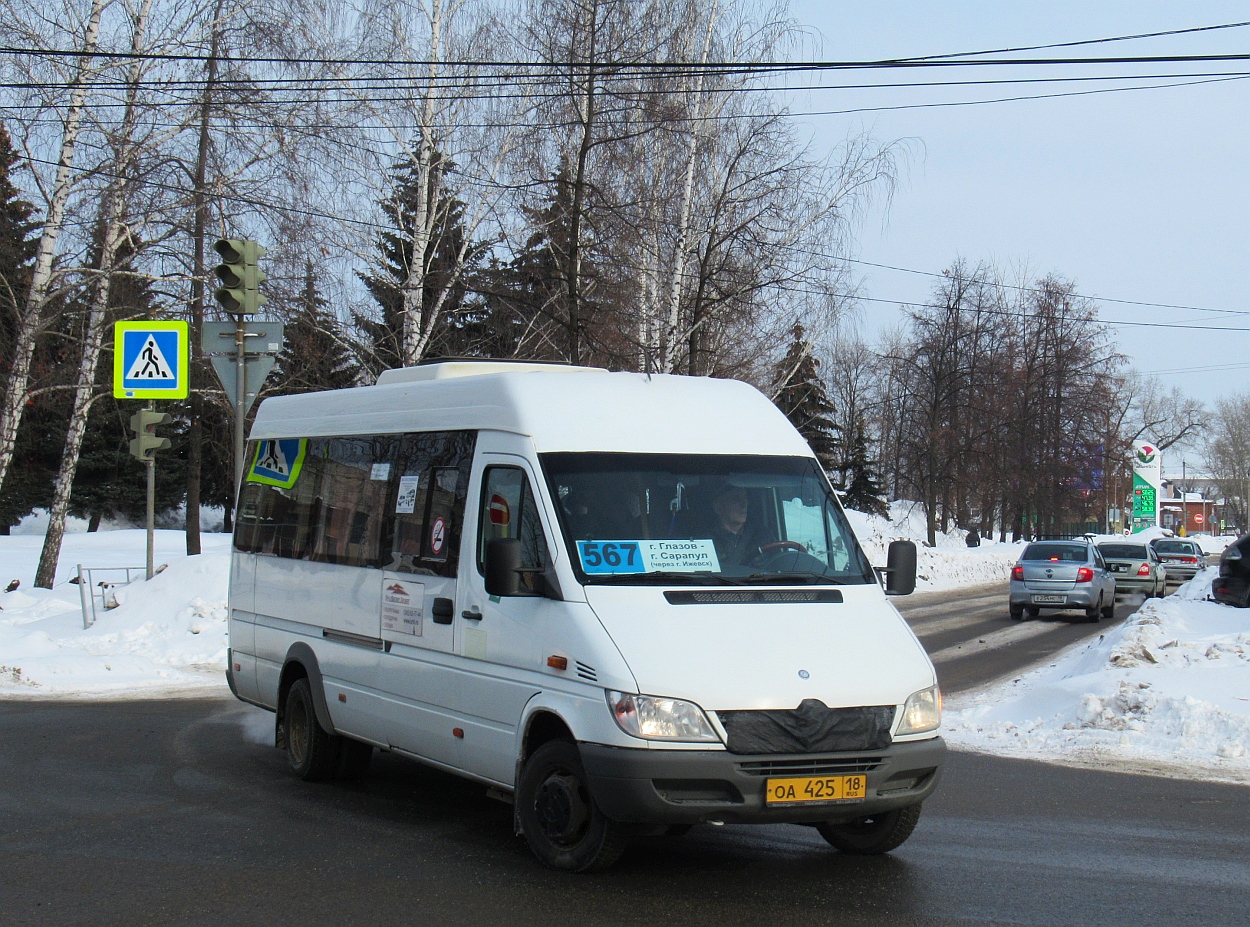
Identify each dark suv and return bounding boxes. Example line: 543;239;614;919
1211;532;1250;607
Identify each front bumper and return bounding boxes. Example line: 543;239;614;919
579;737;945;825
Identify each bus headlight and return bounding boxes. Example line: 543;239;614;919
897;685;942;735
606;691;720;742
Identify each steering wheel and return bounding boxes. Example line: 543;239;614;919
758;541;806;554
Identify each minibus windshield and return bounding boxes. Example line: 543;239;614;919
540;453;875;586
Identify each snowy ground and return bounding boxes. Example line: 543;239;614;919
0;528;233;698
845;501;1024;591
946;567;1250;784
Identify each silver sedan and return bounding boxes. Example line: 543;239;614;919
1009;540;1118;622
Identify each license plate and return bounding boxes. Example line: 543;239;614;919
1112;564;1127;572
765;774;867;805
1032;595;1064;604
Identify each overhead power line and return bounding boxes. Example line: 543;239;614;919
901;19;1250;61
6;71;1246;121
22;153;1250;336
7;44;1250;71
7;67;1250;96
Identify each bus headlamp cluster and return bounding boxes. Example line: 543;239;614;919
897;684;942;735
606;691;720;742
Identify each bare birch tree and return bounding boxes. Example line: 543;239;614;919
34;0;155;588
0;0;113;500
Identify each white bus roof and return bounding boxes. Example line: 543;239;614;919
249;364;811;457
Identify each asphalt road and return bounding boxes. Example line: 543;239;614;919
3;577;1247;927
895;582;1146;695
2;698;1248;927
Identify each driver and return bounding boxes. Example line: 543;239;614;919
709;484;764;567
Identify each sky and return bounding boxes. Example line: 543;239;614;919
786;2;1250;410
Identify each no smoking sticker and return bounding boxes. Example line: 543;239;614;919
429;516;447;556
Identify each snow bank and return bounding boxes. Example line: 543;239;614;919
844;500;1024;592
945;567;1250;783
0;530;232;698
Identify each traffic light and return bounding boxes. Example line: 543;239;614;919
129;410;172;461
213;238;267;315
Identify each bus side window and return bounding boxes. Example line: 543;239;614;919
310;436;398;568
386;431;476;577
234;438;326;559
478;466;549;591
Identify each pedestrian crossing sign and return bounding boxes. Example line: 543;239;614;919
247;438;307;489
113;321;189;399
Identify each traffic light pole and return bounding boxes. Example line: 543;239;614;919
234;316;247;496
145;403;156;580
128;407;172;580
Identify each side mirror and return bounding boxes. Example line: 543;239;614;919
484;538;523;597
882;540;917;596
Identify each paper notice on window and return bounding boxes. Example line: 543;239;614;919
395;475;421;514
382;574;423;637
370;462;391;480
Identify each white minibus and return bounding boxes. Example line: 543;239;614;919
227;360;943;872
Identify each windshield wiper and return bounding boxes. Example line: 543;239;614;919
590;571;739;586
739;571;838;585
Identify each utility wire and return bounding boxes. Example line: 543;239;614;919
897;20;1250;61
8;44;1250;71
6;70;1245;118
7;67;1250;96
23;154;1250;336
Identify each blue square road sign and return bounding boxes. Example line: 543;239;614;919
113;321;189;399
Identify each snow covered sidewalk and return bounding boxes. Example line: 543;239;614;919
945;567;1250;784
0;529;232;699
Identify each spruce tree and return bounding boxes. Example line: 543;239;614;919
0;123;45;532
773;323;840;473
357;152;484;376
271;262;356;395
838;410;888;516
0;122;38;353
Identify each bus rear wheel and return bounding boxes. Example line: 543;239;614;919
284;678;338;781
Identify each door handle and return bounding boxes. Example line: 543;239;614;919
431;597;454;625
461;607;482;621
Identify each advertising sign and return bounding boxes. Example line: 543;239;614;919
1131;441;1162;533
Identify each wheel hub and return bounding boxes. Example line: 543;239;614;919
534;773;588;842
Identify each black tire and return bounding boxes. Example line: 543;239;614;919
1009;604;1024;621
1025;606;1040;619
284;678;338;782
1085;595;1102;623
516;740;628;872
336;738;373;780
817;803;923;855
1101;596;1115;619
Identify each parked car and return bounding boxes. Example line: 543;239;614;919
1009;540;1117;622
1096;542;1165;598
1211;532;1250;608
1149;538;1205;583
